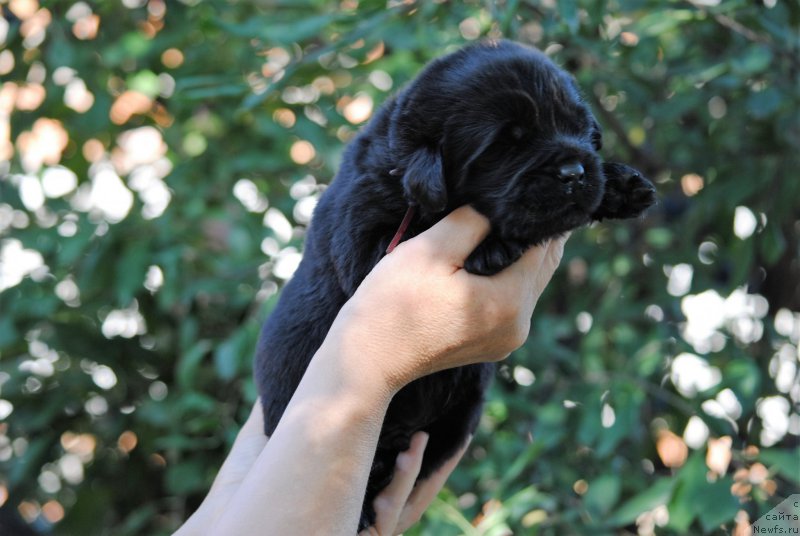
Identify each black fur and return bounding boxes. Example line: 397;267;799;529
254;40;656;530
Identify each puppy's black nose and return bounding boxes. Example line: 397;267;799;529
558;162;585;182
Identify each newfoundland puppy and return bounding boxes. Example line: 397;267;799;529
254;40;656;530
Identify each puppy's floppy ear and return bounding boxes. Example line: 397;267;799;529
402;145;447;213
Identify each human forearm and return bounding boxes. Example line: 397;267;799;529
210;336;394;535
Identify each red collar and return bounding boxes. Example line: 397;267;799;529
385;206;416;254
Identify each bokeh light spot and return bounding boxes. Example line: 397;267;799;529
0;400;13;420
17;501;40;524
290;140;315;165
513;366;535;386
89;164;134;223
656;429;688;468
683;416;709;449
364;41;385;63
0;50;14;76
144;265;164;293
161;48;184;69
273;247;302;280
82;139;105;162
620;31;639;46
459;17;481;40
368;70;393;92
9;0;39;20
708;96;727;119
41;500;64;523
733;206;757;239
110;91;152;125
16;117;69;172
670;352;721;397
342;93;373;124
0;239;46;291
42;166;78;198
117;431;138;454
705;436;732;478
64;78;94;113
273;108;296;128
101;304;146;338
680;173;704;196
72;13;100;40
91;365;118;390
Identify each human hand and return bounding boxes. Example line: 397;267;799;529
327;205;568;394
358;432;470;536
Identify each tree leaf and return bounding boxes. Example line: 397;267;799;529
607;478;675;527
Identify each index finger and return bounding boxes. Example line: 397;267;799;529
395;435;472;533
415;205;490;265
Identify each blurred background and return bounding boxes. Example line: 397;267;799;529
0;0;798;534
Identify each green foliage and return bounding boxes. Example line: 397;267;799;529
1;0;798;534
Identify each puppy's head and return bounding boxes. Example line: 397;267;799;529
391;40;608;244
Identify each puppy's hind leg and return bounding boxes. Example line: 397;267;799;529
593;162;657;221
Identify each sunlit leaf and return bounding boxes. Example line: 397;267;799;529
607;478;674;527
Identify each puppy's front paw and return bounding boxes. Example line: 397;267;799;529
593;163;657;221
464;237;523;275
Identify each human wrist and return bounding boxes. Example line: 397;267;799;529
310;330;398;421
322;303;420;398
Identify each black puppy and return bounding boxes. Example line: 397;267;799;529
254;40;656;530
